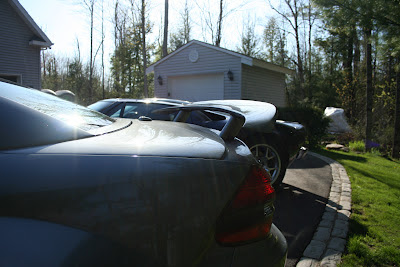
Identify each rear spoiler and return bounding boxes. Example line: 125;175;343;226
155;105;245;141
194;100;277;132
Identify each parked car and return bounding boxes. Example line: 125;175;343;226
88;98;307;186
0;81;287;266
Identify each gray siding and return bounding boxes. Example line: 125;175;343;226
0;0;42;89
241;65;287;107
154;43;242;99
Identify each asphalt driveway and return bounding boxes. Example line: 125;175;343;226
273;153;332;267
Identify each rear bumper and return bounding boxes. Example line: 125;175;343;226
199;224;287;267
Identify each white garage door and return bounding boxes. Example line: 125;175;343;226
168;74;224;101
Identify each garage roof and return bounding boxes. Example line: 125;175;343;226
146;40;294;75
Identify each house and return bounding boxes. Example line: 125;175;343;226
146;40;294;107
0;0;53;89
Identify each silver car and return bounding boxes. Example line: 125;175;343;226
0;81;287;266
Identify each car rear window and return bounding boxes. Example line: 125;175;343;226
0;82;115;131
87;100;115;112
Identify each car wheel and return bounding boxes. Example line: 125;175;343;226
249;141;287;187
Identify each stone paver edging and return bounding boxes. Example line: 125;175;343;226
296;152;352;267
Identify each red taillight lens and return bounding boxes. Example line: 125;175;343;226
231;166;275;209
215;165;276;246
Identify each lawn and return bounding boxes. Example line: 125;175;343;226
316;148;400;266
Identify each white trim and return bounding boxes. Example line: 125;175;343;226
9;0;53;48
241;57;253;66
0;73;22;84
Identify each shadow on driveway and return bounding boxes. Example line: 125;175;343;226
273;154;332;266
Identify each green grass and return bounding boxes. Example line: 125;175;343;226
316;148;400;266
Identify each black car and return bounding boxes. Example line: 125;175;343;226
89;98;307;186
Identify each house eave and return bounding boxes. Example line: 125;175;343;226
29;40;53;48
252;59;295;75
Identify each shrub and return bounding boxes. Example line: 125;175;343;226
349;140;365;152
277;106;330;149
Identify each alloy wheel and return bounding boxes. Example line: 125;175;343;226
250;143;282;185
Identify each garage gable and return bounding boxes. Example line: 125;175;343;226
151;41;243;100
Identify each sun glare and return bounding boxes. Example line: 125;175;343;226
60;113;85;128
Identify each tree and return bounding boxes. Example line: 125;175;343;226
263;17;279;63
269;0;306;99
237;17;260;57
110;0;153;98
101;0;105;99
365;27;373;151
162;0;168;57
81;0;96;102
197;0;244;46
140;0;149;97
111;1;131;93
263;17;290;67
393;66;400;158
314;0;400;155
169;0;191;51
215;0;223;47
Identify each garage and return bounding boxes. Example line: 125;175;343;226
168;74;224;101
146;40;294;107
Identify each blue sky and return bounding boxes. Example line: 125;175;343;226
18;0;276;67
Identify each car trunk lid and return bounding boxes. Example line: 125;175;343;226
17;120;229;160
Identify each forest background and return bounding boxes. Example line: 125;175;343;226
34;0;400;158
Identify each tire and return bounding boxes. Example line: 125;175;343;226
248;138;288;187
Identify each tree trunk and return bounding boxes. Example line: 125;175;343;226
42;52;46;78
295;21;305;98
365;29;373;152
141;0;148;97
307;0;312;99
215;0;223;47
89;1;94;102
345;31;354;120
392;64;400;158
101;0;105;99
162;0;168;57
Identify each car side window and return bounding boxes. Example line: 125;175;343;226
148;104;177;121
122;103;148;119
106;103;124;118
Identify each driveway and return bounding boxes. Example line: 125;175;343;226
273;153;332;267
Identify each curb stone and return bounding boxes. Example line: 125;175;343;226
296;152;352;267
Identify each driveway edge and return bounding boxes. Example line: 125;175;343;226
296;152;352;267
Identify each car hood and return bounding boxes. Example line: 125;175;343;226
16;119;228;159
194;100;277;132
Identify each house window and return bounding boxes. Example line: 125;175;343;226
0;74;22;84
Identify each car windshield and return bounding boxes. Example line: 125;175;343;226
0;82;115;131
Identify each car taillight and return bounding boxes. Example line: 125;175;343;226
215;165;276;246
